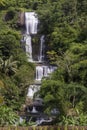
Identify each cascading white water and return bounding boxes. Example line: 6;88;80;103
31;106;38;113
48;66;57;74
25;11;57;108
25;35;32;61
24;12;58;124
36;117;52;125
35;65;57;81
36;66;44;81
25;12;38;61
25;12;38;35
43;66;48;77
39;35;45;62
27;85;40;98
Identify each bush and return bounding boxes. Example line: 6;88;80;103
0;105;19;126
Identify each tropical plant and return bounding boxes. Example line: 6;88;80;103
58;111;87;126
0;0;6;6
0;105;19;126
0;56;18;76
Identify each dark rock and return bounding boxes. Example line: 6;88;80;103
18;12;25;26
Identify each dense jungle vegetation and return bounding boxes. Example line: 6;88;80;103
0;0;87;126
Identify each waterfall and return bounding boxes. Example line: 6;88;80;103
39;35;45;62
25;12;38;61
36;117;52;125
23;12;58;124
35;66;48;81
27;85;40;98
25;12;38;35
31;106;38;113
24;11;57;89
35;65;57;81
27;85;35;98
48;66;57;74
43;66;48;77
36;66;44;81
25;35;32;61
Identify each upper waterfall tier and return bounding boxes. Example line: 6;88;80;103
25;12;38;35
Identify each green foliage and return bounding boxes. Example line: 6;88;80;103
58;112;87;126
5;7;16;21
0;56;18;76
0;0;87;126
0;4;35;112
40;80;67;115
0;105;19;126
0;29;21;58
14;63;35;92
0;61;35;110
18;118;36;126
64;83;87;108
57;127;61;130
1;77;20;110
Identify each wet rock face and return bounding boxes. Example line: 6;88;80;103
18;12;25;26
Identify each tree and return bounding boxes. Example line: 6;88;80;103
40;80;67;115
14;63;35;95
0;30;21;59
65;83;87;108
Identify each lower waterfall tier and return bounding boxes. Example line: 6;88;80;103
27;84;40;99
27;65;57;99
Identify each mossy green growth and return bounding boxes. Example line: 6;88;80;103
15;126;18;130
57;127;61;130
81;128;85;130
64;126;68;130
32;126;36;130
43;126;48;130
8;126;11;130
75;127;78;130
39;126;43;130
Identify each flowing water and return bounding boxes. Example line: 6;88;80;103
24;12;57;118
25;12;57;99
27;85;40;99
25;12;38;35
25;12;38;62
25;35;32;61
38;35;45;62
